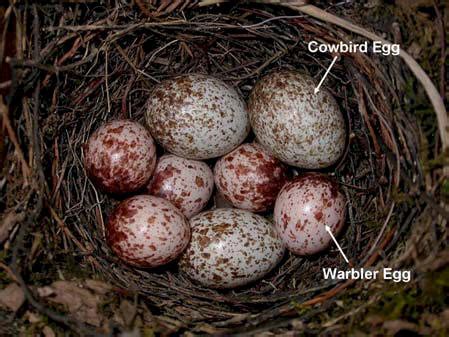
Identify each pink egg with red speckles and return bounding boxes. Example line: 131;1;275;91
274;173;346;255
179;208;284;289
147;154;214;218
214;143;288;212
83;119;157;194
106;195;190;268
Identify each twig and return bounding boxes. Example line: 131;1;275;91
0;97;30;182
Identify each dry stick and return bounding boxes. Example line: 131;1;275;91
433;1;446;98
0;97;31;182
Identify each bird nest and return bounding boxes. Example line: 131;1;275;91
1;1;448;336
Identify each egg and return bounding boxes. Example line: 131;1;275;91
83;119;157;194
273;173;346;255
146;74;250;160
248;70;346;169
179;208;284;289
214;143;288;212
106;195;190;268
147;154;214;218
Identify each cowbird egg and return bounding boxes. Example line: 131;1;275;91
274;173;346;255
83;119;156;194
214;143;288;212
106;195;190;268
248;70;346;169
147;154;214;218
146;74;250;159
179;208;284;289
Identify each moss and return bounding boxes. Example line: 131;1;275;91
291;300;312;317
142;327;156;337
441;178;449;202
353;267;449;335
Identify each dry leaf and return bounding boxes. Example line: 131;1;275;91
119;327;141;337
0;212;25;244
382;320;417;334
38;281;103;327
24;311;42;323
85;279;113;295
42;326;56;337
120;299;137;327
0;283;25;312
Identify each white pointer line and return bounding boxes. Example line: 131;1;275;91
325;225;349;264
314;55;338;94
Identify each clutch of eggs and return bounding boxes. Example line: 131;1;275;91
81;70;349;287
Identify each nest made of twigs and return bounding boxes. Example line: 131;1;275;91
2;1;448;336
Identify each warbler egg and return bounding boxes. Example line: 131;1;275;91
83;119;156;194
106;195;190;268
274;173;346;255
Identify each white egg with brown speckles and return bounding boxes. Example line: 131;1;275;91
146;74;250;160
83;119;157;194
248;70;346;169
274;173;346;255
147;154;214;218
214;143;288;212
179;208;284;289
106;195;190;268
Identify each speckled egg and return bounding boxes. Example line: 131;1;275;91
179;208;284;289
214;143;288;212
106;195;190;268
146;74;250;160
83;119;157;194
248;70;346;169
274;173;346;255
147;154;214;218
